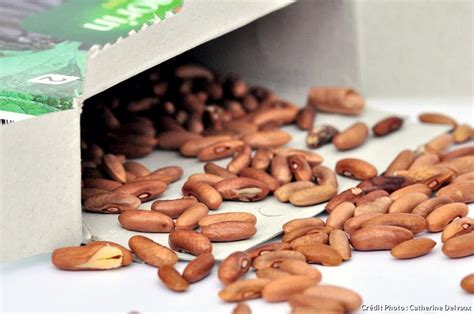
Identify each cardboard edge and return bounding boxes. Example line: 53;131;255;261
83;0;293;100
0;108;83;262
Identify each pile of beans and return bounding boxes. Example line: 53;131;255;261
56;60;473;313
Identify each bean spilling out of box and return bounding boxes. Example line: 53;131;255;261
60;60;474;312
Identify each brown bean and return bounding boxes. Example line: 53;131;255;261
350;225;414;250
200;213;256;230
296;106;316;130
288;294;345;314
356;190;389;206
290;232;329;248
242;130;292;148
329;230;351;261
442;232;474;258
453;171;474;184
282;217;325;233
106;142;153;159
275;182;315;203
288;155;313;181
81;188;108;201
326;202;355;230
436;181;474;203
293;244;343;266
385;149;417;176
82;143;104;164
168;229;212;256
306;125;339;149
51;241;132;271
354;196;392;216
411;196;453;217
357;175;408;193
438;156;474;175
307;87;365;115
129;235;178;267
232;303;252;314
102;154;127;183
256;267;291;280
175;203;209;230
283;226;333;243
426;202;469;232
453;124;472;143
460;274;474;293
251;106;299;126
204;162;238;179
83;178;122;191
214;177;269;201
187;173;224;185
332;122;368;151
303;285;363;311
408;153;440;170
197;140;245;161
441;217;474;242
289;185;337;206
158;131;203;150
325;188;365;212
118;210;174;232
218;251;251;285
83;192;140;213
201;222;257;242
388;192;429;213
343;213;383;235
151;197;197;219
251;148;274;171
274;148;324;166
262;275;319;302
390;183;432;201
442;146;474;161
225;119;259;135
418;112;456;125
123;161;150;177
175;64;214;80
362;213;427;234
246;243;292;260
180;135;234;157
391;238;436;259
279;259;322;283
227;145;252;174
158;265;189;292
335;158;377;180
218;278;270;302
129;173;172;184
425;133;455;153
372;116;403;137
406;166;455;191
252;250;306;269
239;167;280;192
182;180;222;210
312;165;338;189
114;180;167;202
150;166;183;183
182;253;215;283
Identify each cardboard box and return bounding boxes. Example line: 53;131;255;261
1;0;467;261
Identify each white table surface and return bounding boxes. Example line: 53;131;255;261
1;101;473;313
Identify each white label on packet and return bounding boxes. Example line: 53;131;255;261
28;74;80;85
0;110;33;125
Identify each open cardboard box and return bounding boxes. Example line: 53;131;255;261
0;0;457;262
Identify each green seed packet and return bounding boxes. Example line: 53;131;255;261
0;0;183;123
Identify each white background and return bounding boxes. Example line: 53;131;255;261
1;102;473;313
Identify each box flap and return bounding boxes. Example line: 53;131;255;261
83;0;293;99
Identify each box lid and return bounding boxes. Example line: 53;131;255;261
0;0;293;122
